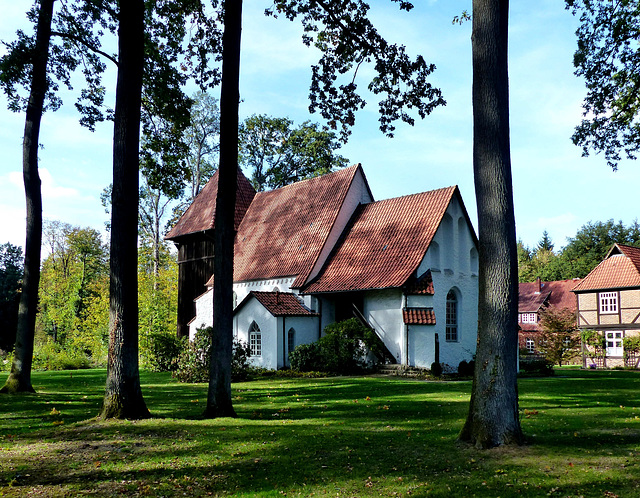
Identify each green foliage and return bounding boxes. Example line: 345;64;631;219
623;336;640;357
457;360;474;377
518;220;640;282
265;1;445;140
37;222;108;357
239;114;349;191
566;0;640;169
519;356;554;376
537;306;581;366
173;327;251;383
0;242;23;352
31;342;92;371
289;318;380;375
430;362;443;377
142;333;184;373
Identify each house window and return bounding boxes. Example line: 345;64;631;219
249;321;261;356
605;331;623;356
599;292;618;314
446;290;458;342
526;338;535;353
520;313;537;324
287;328;295;359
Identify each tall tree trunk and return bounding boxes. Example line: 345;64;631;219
204;0;242;419
1;0;54;395
100;0;149;419
458;0;523;448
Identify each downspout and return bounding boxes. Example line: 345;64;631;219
402;293;408;366
282;316;286;369
317;298;322;341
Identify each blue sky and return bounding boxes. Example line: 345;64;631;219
1;0;638;254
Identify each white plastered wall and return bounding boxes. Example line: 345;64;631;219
413;194;478;370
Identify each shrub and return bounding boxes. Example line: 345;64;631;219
31;342;91;371
430;362;443;377
143;333;184;372
289;342;323;372
290;319;376;375
458;359;474;377
519;356;554;376
173;327;252;383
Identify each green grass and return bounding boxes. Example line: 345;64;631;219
1;368;639;497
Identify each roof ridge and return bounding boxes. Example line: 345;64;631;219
252;164;360;198
365;185;457;206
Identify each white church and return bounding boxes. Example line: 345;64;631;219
166;164;478;371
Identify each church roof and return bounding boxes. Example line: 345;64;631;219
236;291;318;317
572;244;640;292
233;165;367;285
165;168;256;240
303;186;460;293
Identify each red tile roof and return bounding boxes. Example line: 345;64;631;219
303;186;459;293
572;244;640;292
519;279;579;313
233;165;364;284
403;308;436;325
165;168;256;240
243;291;318;317
404;270;435;295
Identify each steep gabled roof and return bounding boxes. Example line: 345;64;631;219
235;291;318;317
519;279;579;313
165;168;256;240
572;243;640;292
303;186;460;293
233;164;366;283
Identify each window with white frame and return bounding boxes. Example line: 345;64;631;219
599;292;618;314
249;321;261;356
446;290;458;342
525;338;535;353
519;313;537;324
605;331;623;356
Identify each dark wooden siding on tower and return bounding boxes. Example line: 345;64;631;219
175;234;215;338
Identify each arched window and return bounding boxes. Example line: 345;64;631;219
470;247;479;274
272;286;280;292
249;321;261;356
287;328;296;359
445;290;458;342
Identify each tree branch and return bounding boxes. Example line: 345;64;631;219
50;31;118;66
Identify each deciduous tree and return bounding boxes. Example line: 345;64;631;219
537;306;580;366
0;243;23;353
566;0;640;169
459;0;524;448
239;115;348;191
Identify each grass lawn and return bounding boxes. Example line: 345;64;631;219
1;368;639;497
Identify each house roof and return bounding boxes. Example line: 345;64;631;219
404;270;435;295
403;308;436;325
233;164;367;284
302;186;460;293
518;279;579;313
572;243;640;292
165;168;256;240
236;291;318;317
